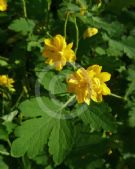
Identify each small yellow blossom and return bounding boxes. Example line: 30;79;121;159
0;75;15;92
80;6;87;16
43;34;76;71
0;0;7;11
67;65;111;104
108;149;113;155
83;27;98;39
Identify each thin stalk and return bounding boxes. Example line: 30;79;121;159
110;93;125;100
74;17;79;54
22;155;31;169
2;92;5;115
0;56;9;61
64;12;70;40
70;62;77;70
7;139;11;148
11;89;24;111
0;150;10;156
59;95;76;111
22;0;27;18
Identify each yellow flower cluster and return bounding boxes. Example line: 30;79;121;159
42;33;111;104
0;0;7;11
43;34;76;71
0;75;15;92
67;65;111;104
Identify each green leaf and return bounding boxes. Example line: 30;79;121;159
45;165;53;169
78;102;117;132
92;17;124;37
105;35;135;59
65;132;108;169
61;2;80;13
3;122;17;134
86;159;105;169
11;117;53;157
0;156;8;169
48;119;73;165
0;58;8;67
0;145;9;156
2;110;18;122
95;47;106;56
79;16;124;38
8;18;36;35
32;151;49;165
19;96;63;118
122;36;135;59
11;97;74;165
36;70;67;95
125;67;135;98
107;0;135;12
0;125;8;141
127;67;135;81
128;107;135;127
105;37;123;57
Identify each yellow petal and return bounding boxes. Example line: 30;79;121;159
87;70;95;78
55;63;63;71
76;94;84;104
91;90;98;102
44;39;52;46
67;42;73;49
0;0;7;11
68;79;78;85
53;34;66;50
101;83;111;95
91;89;103;102
87;65;102;74
100;72;111;82
43;34;75;71
97;94;103;102
64;45;76;63
84;97;90;105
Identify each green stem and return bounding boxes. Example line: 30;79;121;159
74;17;79;54
0;150;10;156
2;92;4;115
64;12;70;40
0;56;9;61
60;95;76;111
11;89;24;111
46;32;52;38
22;0;27;18
110;93;125;100
70;62;77;70
22;155;31;169
7;139;12;148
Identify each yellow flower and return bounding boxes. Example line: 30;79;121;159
87;65;111;102
0;0;7;11
80;6;87;16
0;75;15;92
67;68;92;105
67;65;111;104
83;27;98;39
43;34;76;71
